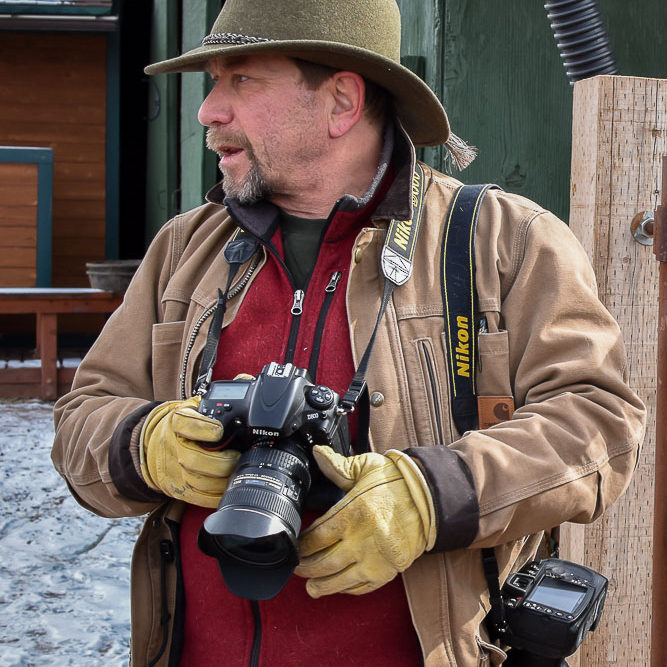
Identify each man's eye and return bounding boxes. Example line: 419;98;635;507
234;74;250;84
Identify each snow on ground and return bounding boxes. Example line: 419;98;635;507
0;400;141;666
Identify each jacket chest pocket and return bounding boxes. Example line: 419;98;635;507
476;312;515;428
411;336;451;446
477;328;512;398
393;308;456;448
151;320;186;401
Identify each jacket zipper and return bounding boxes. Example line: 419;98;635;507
419;339;445;445
307;271;342;379
284;289;305;363
285;270;342;366
147;539;174;667
179;256;260;398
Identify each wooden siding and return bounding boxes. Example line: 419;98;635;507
0;33;106;287
0;162;38;286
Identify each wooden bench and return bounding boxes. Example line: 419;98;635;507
0;288;123;400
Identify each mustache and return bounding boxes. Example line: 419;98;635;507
205;127;252;154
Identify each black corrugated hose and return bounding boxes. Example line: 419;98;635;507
544;0;619;84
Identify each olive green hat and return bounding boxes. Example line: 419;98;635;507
146;0;474;161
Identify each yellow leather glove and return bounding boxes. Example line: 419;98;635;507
139;396;241;508
295;445;437;598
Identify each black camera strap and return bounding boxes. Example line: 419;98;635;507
436;183;514;639
441;183;500;434
482;547;508;640
195;228;260;393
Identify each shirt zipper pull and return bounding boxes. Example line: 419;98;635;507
291;289;305;315
325;271;342;293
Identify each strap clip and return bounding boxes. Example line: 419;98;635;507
341;377;367;413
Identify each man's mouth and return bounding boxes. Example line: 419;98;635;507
218;145;244;161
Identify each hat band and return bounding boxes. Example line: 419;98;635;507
202;32;273;46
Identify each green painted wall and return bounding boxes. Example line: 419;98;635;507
180;0;220;212
441;0;572;220
398;0;667;223
396;0;447;170
145;0;180;240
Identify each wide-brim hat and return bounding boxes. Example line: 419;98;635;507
145;0;450;148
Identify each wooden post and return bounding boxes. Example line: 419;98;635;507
37;312;58;400
566;75;666;665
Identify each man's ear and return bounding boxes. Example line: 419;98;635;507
327;71;366;138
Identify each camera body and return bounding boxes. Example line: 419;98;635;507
499;558;608;659
196;362;350;600
198;361;348;455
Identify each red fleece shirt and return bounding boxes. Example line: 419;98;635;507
179;192;421;666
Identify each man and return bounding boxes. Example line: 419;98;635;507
52;1;645;665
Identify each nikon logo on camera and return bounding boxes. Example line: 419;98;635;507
455;315;471;378
251;427;280;438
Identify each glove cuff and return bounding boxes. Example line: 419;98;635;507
385;449;437;551
108;402;164;503
139;402;165;492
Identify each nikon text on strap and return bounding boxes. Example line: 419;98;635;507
441;183;500;435
380;166;427;286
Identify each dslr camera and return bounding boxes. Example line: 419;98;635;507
196;362;350;600
496;557;608;663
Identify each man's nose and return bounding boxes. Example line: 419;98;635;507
198;87;233;127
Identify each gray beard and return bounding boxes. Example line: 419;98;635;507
206;127;272;204
222;160;271;205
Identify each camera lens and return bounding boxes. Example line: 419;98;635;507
198;439;311;599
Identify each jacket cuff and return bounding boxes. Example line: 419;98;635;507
108;402;164;503
403;446;479;552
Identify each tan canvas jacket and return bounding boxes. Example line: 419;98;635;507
53;147;645;666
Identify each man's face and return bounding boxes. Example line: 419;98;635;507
199;54;330;204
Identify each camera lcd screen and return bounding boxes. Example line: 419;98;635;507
208;383;250;400
526;578;586;613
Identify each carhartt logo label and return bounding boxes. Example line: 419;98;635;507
456;315;470;377
477;396;515;428
392;219;413;251
494;401;511;421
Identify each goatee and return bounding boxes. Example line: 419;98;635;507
206;127;272;204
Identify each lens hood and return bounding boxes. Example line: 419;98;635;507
198;505;300;600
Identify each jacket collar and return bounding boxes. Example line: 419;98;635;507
205;118;416;241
